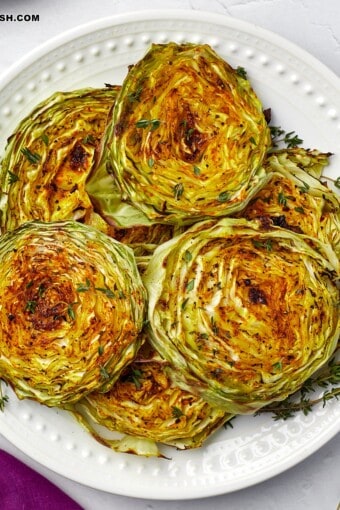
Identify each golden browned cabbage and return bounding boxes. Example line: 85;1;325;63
0;86;119;233
87;43;272;226
72;341;230;456
143;218;339;413
0;220;146;406
241;148;340;272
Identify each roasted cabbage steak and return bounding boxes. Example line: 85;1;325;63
0;220;146;406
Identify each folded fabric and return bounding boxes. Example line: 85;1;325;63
0;449;84;510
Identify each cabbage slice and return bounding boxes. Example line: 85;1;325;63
87;43;272;226
143;218;339;413
0;220;146;406
71;341;230;455
0;86;118;232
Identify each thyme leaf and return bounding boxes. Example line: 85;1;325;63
278;191;288;206
125;368;143;389
40;133;49;145
128;87;143;103
21;147;42;164
236;66;247;79
67;302;77;321
256;357;340;420
76;279;91;292
25;300;37;313
8;171;19;184
270;126;303;148
82;134;96;145
218;191;229;203
174;183;184;200
95;287;115;298
135;118;161;131
252;239;273;251
172;406;184;419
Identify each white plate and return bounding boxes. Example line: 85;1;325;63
0;10;339;501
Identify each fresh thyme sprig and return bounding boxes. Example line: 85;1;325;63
270;126;303;148
256;387;340;421
256;355;340;420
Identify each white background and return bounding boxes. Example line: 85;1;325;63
0;1;339;509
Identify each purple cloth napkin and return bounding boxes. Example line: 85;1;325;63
0;449;84;509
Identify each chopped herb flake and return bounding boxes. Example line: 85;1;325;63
128;87;143;103
172;406;184;419
95;287;115;298
236;66;247;79
82;134;96;145
38;284;45;298
186;279;195;291
299;181;310;194
21;147;41;164
135;118;160;131
25;300;37;313
76;279;91;292
252;239;273;251
181;297;190;310
67;304;76;321
174;182;184;200
218;191;229;203
278;191;288;206
128;368;143;389
8;171;19;184
272;361;283;371
40;133;49;145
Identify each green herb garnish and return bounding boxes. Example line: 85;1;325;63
236;66;247;79
8;171;19;184
25;300;37;313
172;406;184;419
76;279;91;292
95;287;115;298
252;239;273;251
174;183;184;200
217;191;229;203
82;134;96;145
21;147;41;164
135;118;161;131
40;133;49;145
270;126;303;148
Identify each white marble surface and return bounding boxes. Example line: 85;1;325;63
0;0;339;509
